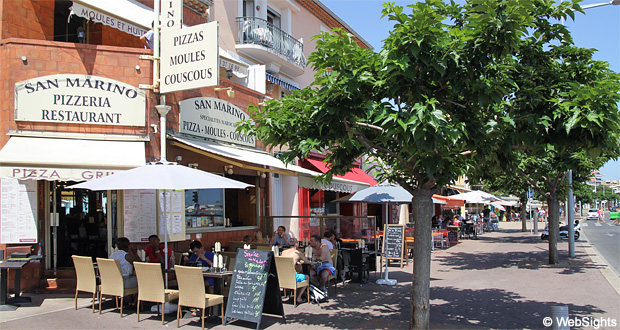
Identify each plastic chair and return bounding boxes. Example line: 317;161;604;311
72;255;99;312
96;257;139;317
134;262;179;324
274;256;309;308
174;265;224;330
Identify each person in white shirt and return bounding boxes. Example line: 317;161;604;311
109;237;142;288
321;231;335;250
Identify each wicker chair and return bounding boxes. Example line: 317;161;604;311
274;256;309;308
71;255;99;312
96;257;139;317
174;265;224;330
134;262;179;324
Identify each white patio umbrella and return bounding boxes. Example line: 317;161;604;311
69;161;252;279
332;184;447;204
448;190;505;204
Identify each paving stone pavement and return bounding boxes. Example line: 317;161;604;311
1;221;618;329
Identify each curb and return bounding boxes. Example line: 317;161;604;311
579;227;620;296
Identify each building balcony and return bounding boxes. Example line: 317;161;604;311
236;17;306;77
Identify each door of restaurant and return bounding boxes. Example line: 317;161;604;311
48;181;116;268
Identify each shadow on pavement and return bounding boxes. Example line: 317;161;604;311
430;286;604;329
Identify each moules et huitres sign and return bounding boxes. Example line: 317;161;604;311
179;97;255;147
15;74;146;126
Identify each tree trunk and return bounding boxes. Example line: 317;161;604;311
520;197;528;232
410;187;434;330
547;192;560;264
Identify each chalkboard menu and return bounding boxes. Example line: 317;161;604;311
383;224;405;267
225;249;285;330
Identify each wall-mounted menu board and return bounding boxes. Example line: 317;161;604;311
123;189;156;243
0;179;37;244
225;249;285;330
383;224;405;268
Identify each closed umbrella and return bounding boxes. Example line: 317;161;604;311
69;161;252;281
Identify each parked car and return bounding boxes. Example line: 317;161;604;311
586;209;598;221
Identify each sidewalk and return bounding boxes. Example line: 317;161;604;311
1;222;618;329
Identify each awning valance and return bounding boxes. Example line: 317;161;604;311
70;0;152;37
266;73;300;91
287;164;370;194
0;136;145;181
306;158;378;187
170;136;296;176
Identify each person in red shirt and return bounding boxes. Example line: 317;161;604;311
144;234;172;266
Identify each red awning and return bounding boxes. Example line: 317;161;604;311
307;158;378;187
432;194;465;207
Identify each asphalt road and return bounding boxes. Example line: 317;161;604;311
581;219;620;275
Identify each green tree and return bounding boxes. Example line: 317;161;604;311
490;17;620;264
240;0;619;327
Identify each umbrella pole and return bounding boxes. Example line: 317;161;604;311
163;190;169;288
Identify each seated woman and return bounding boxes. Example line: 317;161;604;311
188;240;215;289
109;237;142;289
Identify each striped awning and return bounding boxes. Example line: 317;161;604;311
266;73;300;91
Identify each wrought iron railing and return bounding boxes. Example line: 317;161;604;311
236;17;306;69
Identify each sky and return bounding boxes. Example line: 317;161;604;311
320;0;620;181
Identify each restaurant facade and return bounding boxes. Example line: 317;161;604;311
0;0;373;291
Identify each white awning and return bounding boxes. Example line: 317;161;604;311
170;136;295;174
70;0;152;37
219;48;249;78
170;136;370;193
0;136;145;181
288;164;370;193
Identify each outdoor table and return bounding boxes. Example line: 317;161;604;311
341;248;376;283
165;268;233;295
0;260;31;311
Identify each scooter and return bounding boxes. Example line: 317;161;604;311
540;220;580;240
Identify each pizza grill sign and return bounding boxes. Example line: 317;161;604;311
15;74;146;126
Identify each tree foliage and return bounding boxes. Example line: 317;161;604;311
239;0;620;328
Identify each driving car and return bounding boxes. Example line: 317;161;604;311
586;209;598;221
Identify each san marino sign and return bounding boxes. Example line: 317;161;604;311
179;97;255;147
15;74;146;126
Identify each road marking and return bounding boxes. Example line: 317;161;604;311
595;223;602;226
581;223;588;227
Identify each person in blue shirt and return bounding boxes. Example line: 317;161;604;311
270;226;291;247
188;240;214;287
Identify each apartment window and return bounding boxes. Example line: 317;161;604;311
267;8;280;29
243;0;254;17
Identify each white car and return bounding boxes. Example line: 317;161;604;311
586;209;598;221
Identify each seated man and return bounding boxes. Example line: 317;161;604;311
109;237;142;289
270;226;291;247
280;238;312;303
188;240;215;288
144;234;172;267
309;234;336;295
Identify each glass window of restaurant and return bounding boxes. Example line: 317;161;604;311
184;175;259;232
